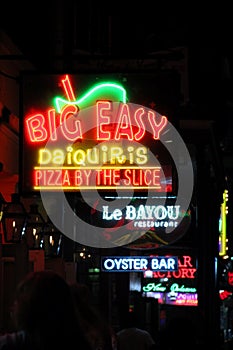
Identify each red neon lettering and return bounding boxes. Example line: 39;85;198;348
26;114;48;142
26;106;82;143
60;105;82;141
166;271;173;278
123;169;161;187
178;268;196;279
134;108;146;140
35;170;42;186
25;109;58;142
96;169;121;186
172;270;182;278
153;272;166;278
35;170;70;186
97;102;168;141
115;104;134;140
26;103;168;144
35;170;61;186
96;101;112;140
48;109;57;141
178;255;193;268
63;170;71;185
148;111;167;139
74;170;92;186
48;170;61;186
75;170;82;186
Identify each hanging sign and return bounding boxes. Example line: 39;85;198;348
101;255;178;272
21;73;193;249
22;74;175;193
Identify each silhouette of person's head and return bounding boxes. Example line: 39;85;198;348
12;270;91;350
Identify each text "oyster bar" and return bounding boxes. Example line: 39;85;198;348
101;256;178;272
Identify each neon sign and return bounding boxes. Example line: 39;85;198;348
219;189;228;257
102;203;182;234
143;282;196;293
143;255;196;278
22;74;174;193
101;256;178;272
146;292;198;306
143;255;196;292
25;102;167;143
142;255;197;306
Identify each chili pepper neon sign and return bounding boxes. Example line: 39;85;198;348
23;75;173;192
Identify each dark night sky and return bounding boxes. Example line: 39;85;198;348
1;2;233;142
2;2;231;62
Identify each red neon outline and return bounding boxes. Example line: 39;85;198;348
96;101;111;140
148;111;168;140
115;104;134;141
61;75;76;101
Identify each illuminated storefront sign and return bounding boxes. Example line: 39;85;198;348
101;256;178;272
102;203;180;222
143;282;196;293
102;203;181;229
142;255;197;305
79;194;191;247
22;74;175;193
143;255;196;279
219;189;228;257
145;291;198;306
21;73;192;249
